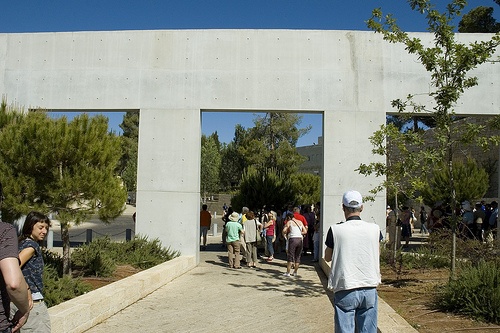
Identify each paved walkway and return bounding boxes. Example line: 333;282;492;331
85;235;335;332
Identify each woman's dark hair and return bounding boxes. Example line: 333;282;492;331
19;211;50;242
246;211;255;220
286;212;294;220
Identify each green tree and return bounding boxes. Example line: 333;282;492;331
200;134;222;198
459;5;500;33
420;159;489;205
119;111;139;192
239;113;309;176
219;125;247;190
290;173;321;205
365;0;500;277
0;106;127;274
230;167;294;214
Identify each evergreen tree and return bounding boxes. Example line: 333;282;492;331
290;173;321;205
420;159;489;205
230;167;294;213
459;5;500;33
0;105;126;274
219;125;247;190
239;113;309;176
200;134;221;198
119;111;139;192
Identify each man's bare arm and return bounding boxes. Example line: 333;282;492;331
0;257;30;313
324;247;332;263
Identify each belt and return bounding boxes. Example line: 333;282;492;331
32;299;44;303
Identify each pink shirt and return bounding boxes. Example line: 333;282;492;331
266;220;275;236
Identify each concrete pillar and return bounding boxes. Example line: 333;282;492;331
135;108;201;264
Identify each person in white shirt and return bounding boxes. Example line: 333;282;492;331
324;190;381;333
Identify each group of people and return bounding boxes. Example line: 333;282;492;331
385;199;499;249
205;190;382;333
218;204;321;275
1;212;51;332
458;200;498;242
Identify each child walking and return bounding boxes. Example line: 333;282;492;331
15;211;51;332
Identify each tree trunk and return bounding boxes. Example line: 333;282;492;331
392;192;399;264
61;222;71;275
447;127;457;280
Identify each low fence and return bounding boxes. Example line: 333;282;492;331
46;228;135;248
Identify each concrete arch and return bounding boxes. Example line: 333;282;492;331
1;30;498;263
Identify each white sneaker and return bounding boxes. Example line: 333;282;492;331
283;272;290;277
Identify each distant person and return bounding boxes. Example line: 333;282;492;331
14;212;51;332
461;201;474;239
293;207;308;254
200;204;211;251
473;202;485;241
324;190;381;333
238;207;249;262
221;207;233;248
225;212;244;269
281;204;293;221
274;209;286;253
419;206;428;235
263;211;276;262
400;206;412;248
312;220;320;263
486;201;498;244
386;206;397;249
282;212;307;277
303;205;316;255
243;211;262;268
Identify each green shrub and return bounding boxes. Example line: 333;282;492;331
71;237;116;277
403;246;450;270
43;249;63;277
41;235;179;307
71;235;180;276
112;236;180;269
428;229;497;264
380;243;449;271
435;261;500;324
43;265;92;308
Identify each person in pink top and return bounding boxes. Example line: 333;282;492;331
263;211;276;261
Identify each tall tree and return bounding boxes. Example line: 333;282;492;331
365;0;500;277
420;158;489;205
230;166;294;213
239;113;310;176
290;173;321;205
119;111;139;192
459;5;500;33
200;134;222;198
0;106;126;274
218;125;247;190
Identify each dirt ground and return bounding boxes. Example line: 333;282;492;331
379;265;500;332
81;265;141;289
